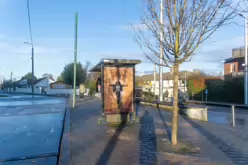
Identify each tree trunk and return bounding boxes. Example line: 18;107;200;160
171;64;179;146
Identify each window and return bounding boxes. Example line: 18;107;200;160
230;63;236;73
233;64;236;72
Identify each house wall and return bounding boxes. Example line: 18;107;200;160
14;87;79;95
224;62;238;75
224;58;244;75
34;78;55;88
12;77;78;95
149;79;187;99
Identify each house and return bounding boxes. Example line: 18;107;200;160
224;47;245;78
50;81;71;89
137;70;198;101
13;77;55;93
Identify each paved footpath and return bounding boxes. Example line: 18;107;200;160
71;98;248;165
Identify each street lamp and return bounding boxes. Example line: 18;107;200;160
225;4;248;104
24;41;34;98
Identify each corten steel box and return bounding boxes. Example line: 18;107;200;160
91;59;141;123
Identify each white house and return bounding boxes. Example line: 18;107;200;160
34;77;55;94
138;71;195;101
13;77;55;94
12;77;80;95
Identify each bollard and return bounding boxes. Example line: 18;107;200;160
232;105;235;127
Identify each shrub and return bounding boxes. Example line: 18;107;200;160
207;77;244;104
187;78;206;94
141;91;156;102
85;81;96;96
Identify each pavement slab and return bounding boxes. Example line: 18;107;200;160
71;99;246;165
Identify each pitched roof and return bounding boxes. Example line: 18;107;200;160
138;71;197;81
224;56;244;63
91;59;141;72
13;77;47;86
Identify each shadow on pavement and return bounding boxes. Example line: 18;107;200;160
77;96;95;102
95;120;127;165
139;110;157;165
135;101;140;119
157;107;172;143
181;115;248;165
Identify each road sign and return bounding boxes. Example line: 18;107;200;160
205;89;208;102
205;89;208;95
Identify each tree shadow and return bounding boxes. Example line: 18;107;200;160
157;107;171;142
139;111;157;165
135;99;141;120
181;115;248;165
95;120;127;165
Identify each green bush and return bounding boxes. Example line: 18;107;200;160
207;77;244;104
141;91;156;102
85;81;96;96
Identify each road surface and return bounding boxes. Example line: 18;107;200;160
0;94;67;165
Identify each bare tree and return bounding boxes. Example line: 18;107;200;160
85;60;92;76
42;73;54;80
134;0;236;146
234;0;248;12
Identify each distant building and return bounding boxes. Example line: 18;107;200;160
137;71;198;101
224;47;245;78
12;77;55;93
50;81;71;89
137;70;221;102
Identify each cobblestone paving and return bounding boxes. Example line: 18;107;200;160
139;110;157;165
182;116;248;165
71;99;248;165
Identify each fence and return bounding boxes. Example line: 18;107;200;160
188;92;207;101
13;88;80;96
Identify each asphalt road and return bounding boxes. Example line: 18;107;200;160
186;103;248;128
0;94;67;165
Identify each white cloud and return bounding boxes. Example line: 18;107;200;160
128;36;245;74
0;37;73;79
193;36;244;63
122;24;148;31
15;46;63;56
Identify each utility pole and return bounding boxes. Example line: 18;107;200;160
31;47;34;97
153;64;156;94
73;12;78;108
245;16;248;105
184;71;186;99
26;0;34;98
10;70;12;92
10;71;12;83
159;0;164;102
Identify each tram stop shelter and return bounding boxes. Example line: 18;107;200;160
90;59;141;123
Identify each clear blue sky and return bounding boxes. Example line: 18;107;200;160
0;0;246;80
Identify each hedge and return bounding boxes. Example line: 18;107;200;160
206;77;244;104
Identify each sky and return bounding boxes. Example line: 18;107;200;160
0;0;246;80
